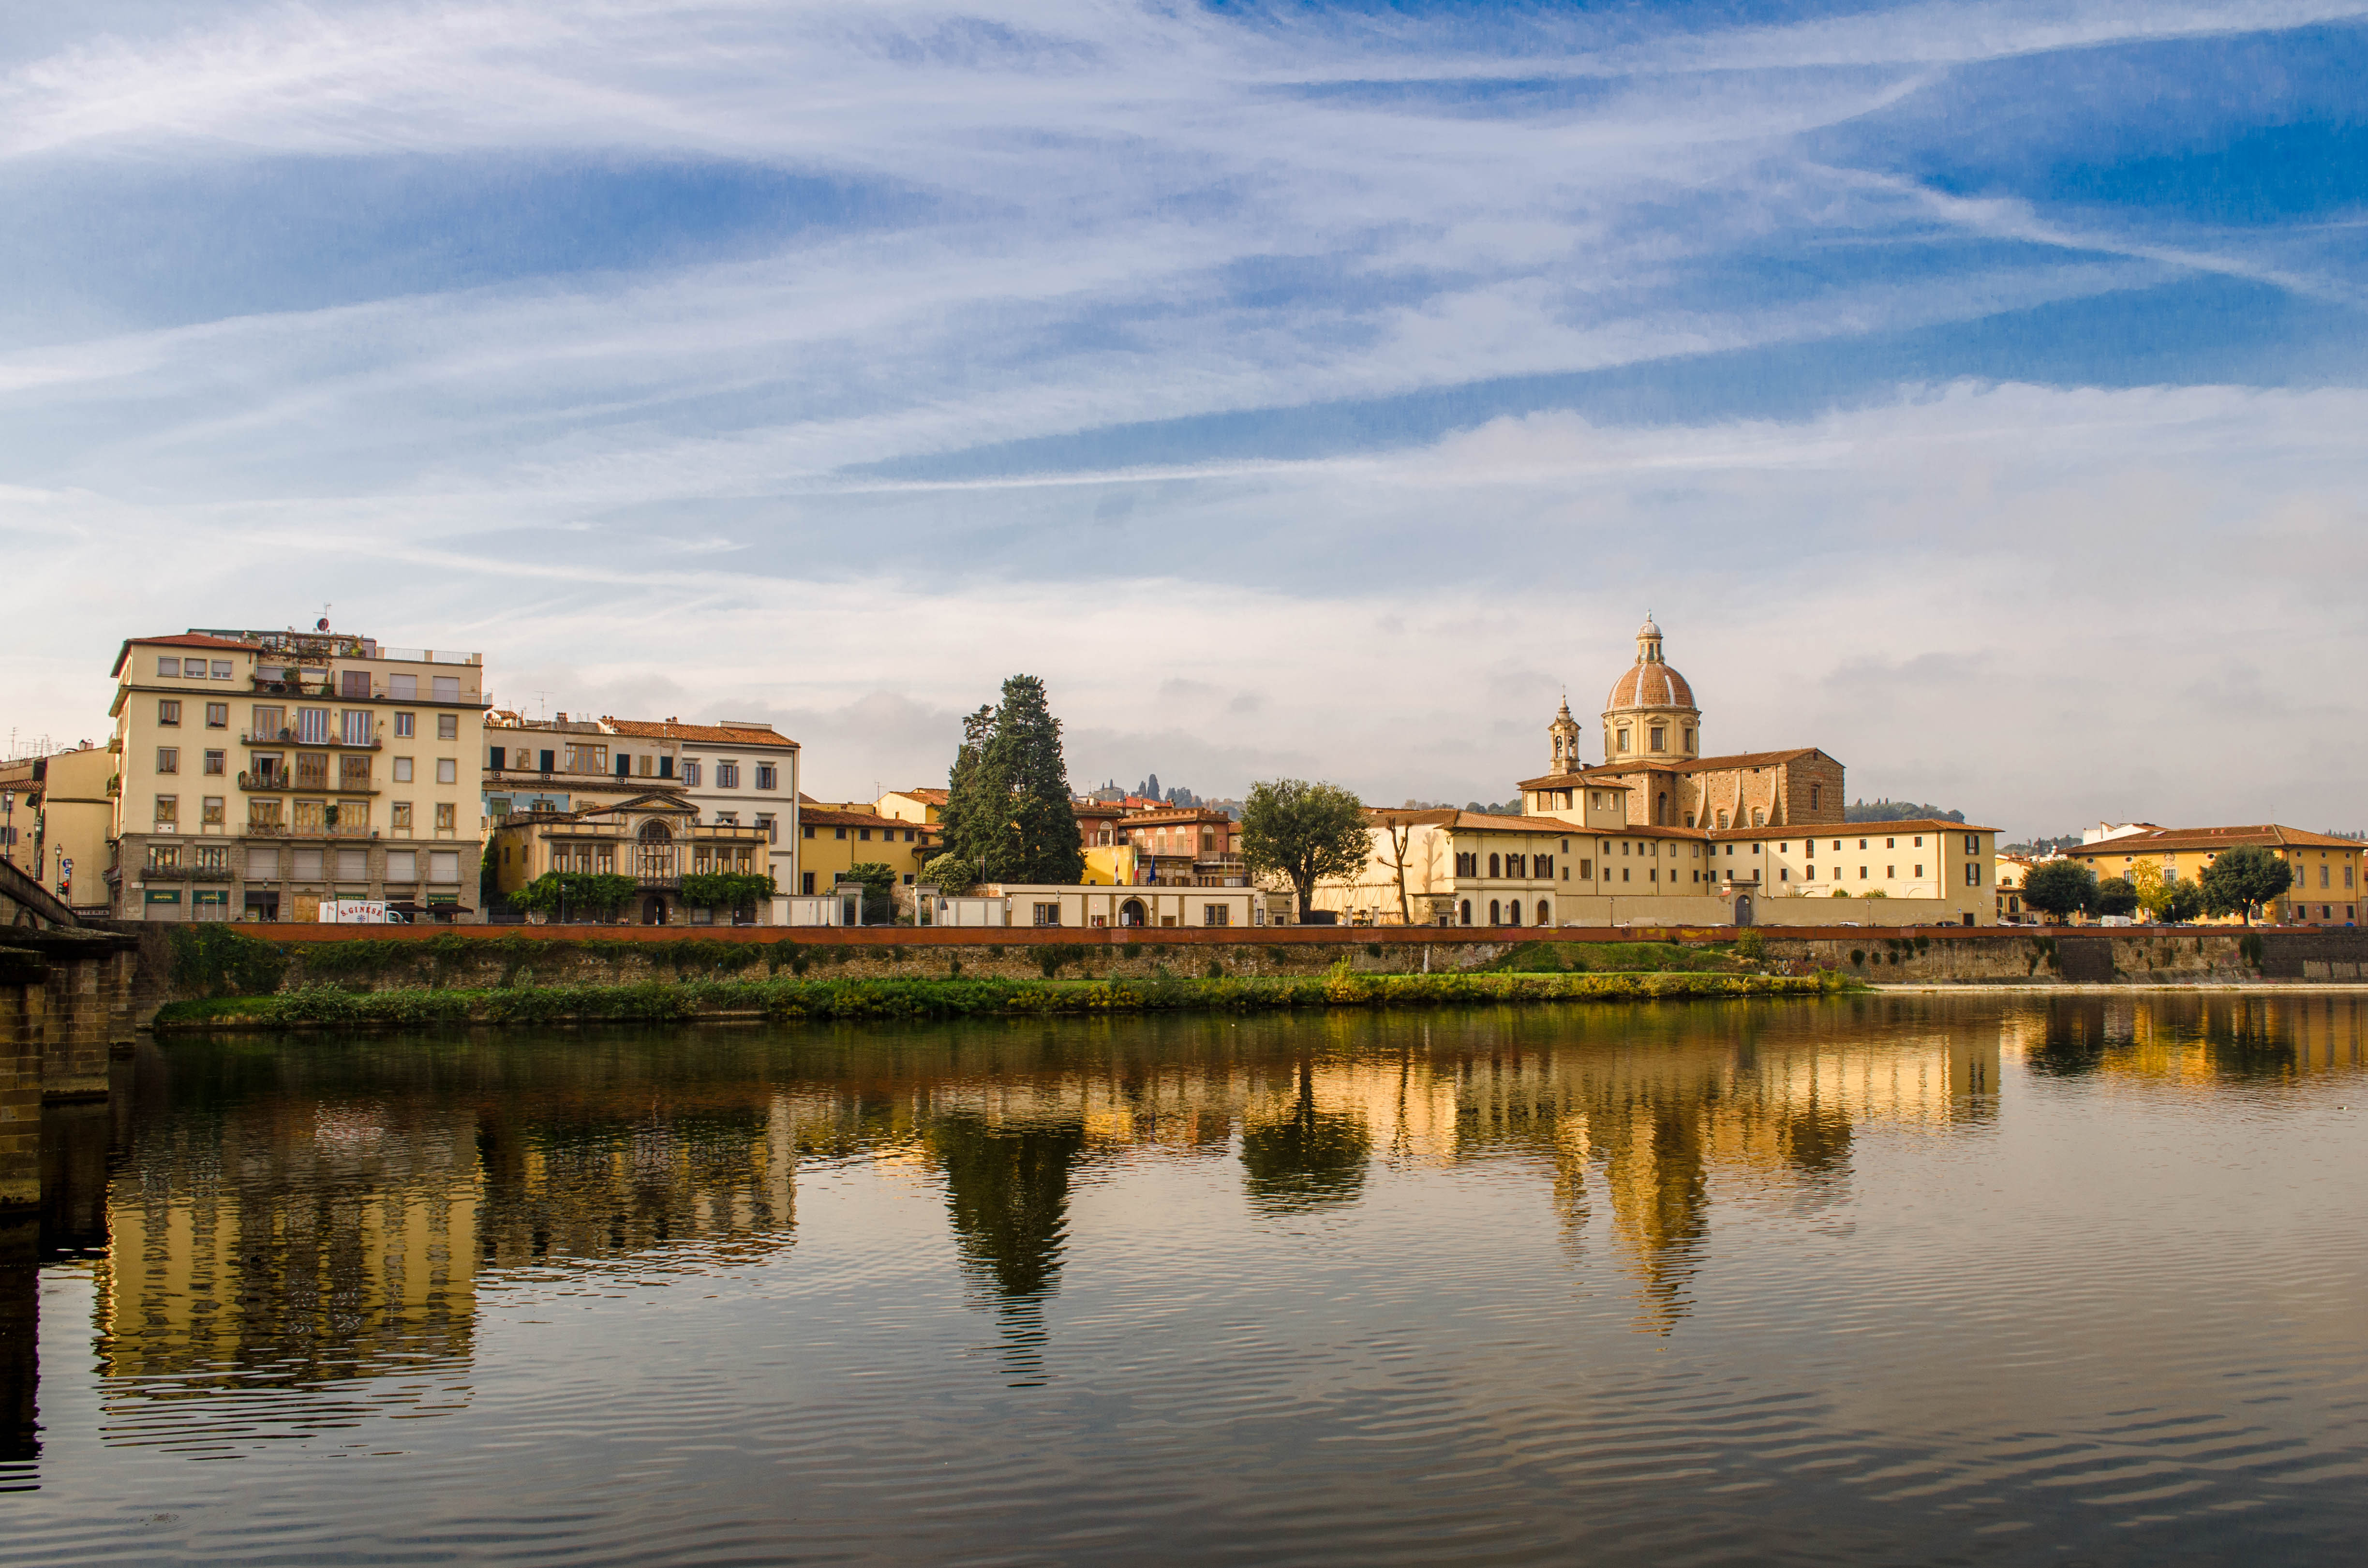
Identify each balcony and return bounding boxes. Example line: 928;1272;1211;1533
242;729;381;749
141;863;189;880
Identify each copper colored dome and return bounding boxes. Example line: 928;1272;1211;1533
1607;661;1695;712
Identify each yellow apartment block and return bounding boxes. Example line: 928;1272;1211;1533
2065;825;2361;927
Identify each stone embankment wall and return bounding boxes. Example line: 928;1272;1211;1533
1765;931;2267;985
1;932;138;1210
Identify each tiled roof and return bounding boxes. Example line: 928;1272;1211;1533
1367;808;1584;835
1513;770;1634;790
602;717;797;746
802;807;935;832
894;787;950;804
1121;807;1235;825
1716;819;1994;842
2065;825;2362;856
1606;661;1695;712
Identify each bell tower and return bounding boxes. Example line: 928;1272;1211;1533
1548;694;1581;775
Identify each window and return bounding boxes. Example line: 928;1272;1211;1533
336;846;369;880
246;846;280;878
1489;853;1500;877
1966;862;1982;886
1537;900;1550;925
209;661;231;680
252;705;284;739
834;827;847;840
394;712;415;738
156;657;179;677
432;676;461;702
249;799;283;829
1752;809;1764;827
1489;900;1502;923
342;710;372;745
1621;868;1629;882
205;702;227;728
717;763;741;788
201;796;225;826
756;764;778;790
1455;851;1476;877
428;849;461;883
339;670;369;698
1617;728;1630;753
392;757;414;783
1578;859;1591;879
1780;868;1789;881
290;846;324;879
1859;867;1867;880
801;872;816;895
204;749;225;775
437;714;458;740
1538;856;1553;879
1033;902;1062;927
858;827;871;842
390;674;418;699
1886;838;1895;849
436;758;457;784
1887;865;1894;877
156;747;179;773
434;803;456;835
681;761;700;787
1203;904;1230;926
1806;865;1815;880
386;850;417;881
1914;864;1924;877
297;707;331;743
154;795;179;827
391;801;412;833
1650;726;1665;752
1810;784;1821;811
158;699;181;726
1914;836;1923;848
802;824;815;839
1964;834;1980;855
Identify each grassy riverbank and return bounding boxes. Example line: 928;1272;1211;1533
152;967;1850;1031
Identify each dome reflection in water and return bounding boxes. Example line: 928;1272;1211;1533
4;993;2368;1565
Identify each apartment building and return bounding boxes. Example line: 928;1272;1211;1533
0;742;113;915
2065;825;2362;926
108;628;488;922
483;712;799;917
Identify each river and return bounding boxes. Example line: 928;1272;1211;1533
4;992;2366;1564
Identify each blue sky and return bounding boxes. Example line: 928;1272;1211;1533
3;0;2365;833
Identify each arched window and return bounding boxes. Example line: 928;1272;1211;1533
1656;792;1668;824
1488;853;1500;878
1489;899;1502;924
1505;901;1520;926
1753;809;1765;827
1459;900;1472;926
1684;813;1695;828
1717;810;1728;828
1536;900;1550;926
638;819;671;843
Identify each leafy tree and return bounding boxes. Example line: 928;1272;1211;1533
921;852;975;894
2200;846;2293;926
2160;877;2207;923
680;871;777;913
1241;779;1368;917
841;861;898;923
2019;860;2097;923
512;872;637;921
938;677;1085;885
2094;876;2140;918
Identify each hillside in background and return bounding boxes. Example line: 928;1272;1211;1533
1847;798;1966;824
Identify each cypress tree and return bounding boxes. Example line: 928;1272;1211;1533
938;704;1013;879
987;675;1085;884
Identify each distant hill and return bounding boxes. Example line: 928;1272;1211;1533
1846;798;1966;824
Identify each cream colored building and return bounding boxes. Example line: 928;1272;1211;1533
0;742;113;913
1317;619;2001;927
487;793;776;925
2065;825;2362;927
108;628;489;922
484;712;800;919
984;883;1282;930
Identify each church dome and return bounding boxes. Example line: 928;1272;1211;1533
1636;614;1661;639
1607;661;1695;712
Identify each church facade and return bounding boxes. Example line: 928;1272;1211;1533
1518;617;1844;830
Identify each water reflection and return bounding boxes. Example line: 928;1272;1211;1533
33;991;2368;1461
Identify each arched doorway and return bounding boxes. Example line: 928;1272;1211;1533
1119;898;1147;927
1489;899;1502;924
1459;900;1472;926
1536;900;1550;926
1733;893;1754;927
1506;901;1521;927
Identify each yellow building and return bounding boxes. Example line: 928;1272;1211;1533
0;742;113;914
1995;853;2038;923
793;805;937;898
2065;825;2363;926
107;627;490;922
876;787;948;825
487;793;776;925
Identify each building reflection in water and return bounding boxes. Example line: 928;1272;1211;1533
89;1043;796;1452
42;992;2368;1455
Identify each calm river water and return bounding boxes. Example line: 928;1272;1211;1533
5;993;2368;1565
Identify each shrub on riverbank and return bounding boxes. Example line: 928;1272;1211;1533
153;967;1849;1030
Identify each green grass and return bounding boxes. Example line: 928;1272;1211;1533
152;968;1853;1031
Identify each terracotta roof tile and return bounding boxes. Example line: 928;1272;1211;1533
2066;825;2362;855
602;717;797;746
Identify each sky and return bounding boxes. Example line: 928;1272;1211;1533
1;0;2364;837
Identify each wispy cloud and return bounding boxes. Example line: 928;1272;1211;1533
2;1;2364;831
